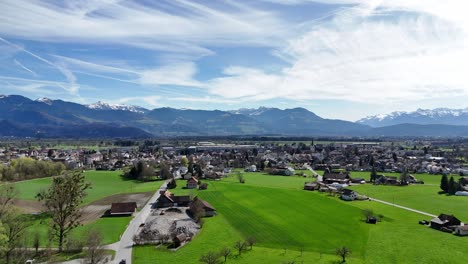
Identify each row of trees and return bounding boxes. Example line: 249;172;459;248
440;174;463;195
199;237;256;264
0;157;65;182
124;161;173;181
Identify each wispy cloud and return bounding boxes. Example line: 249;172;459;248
14;59;38;77
0;0;290;56
0;37;80;95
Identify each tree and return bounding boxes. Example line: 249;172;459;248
85;228;106;264
440;174;449;193
160;163;172;180
399;167;408;185
0;221;8;257
234;240;247;256
219;247;231;262
448;176;457;195
181;156;189;167
236;173;245;184
370;166;377;183
245;236;256;250
335;246;351;263
167;178;177;189
0;185;18;216
2;210;30;264
33;232;40;256
199;251;220;264
36;171;91;252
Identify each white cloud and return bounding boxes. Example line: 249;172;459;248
139;62;201;87
203;0;468;104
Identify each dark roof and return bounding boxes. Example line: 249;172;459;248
173;195;191;203
323;172;349;180
175;233;187;242
110;202;137;215
438;214;461;223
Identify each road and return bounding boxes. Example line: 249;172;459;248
369;197;437;218
113;180;169;264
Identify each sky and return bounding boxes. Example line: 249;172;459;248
0;0;467;121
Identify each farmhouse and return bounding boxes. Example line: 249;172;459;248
455;225;468;236
323;171;350;184
190;197;217;217
157;190;191;208
186;177;199;189
109;202;137;216
375;175;399;185
341;189;358;201
430;214;461;230
303;182;318;191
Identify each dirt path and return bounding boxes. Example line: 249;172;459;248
369;197;437;218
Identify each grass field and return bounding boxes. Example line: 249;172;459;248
12;170;162;203
133;172;468;264
9;170;161;246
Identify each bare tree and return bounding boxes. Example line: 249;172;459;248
219;247;231;262
245;236;256;250
335;246;352;263
233;240;247;256
199;251;220;264
85;228;106;264
36;171;91;252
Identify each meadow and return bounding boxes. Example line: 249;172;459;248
133;171;467;264
12;170;163;203
8;170;162;246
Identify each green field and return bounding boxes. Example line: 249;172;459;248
133;172;467;264
12;170;162;203
8;170;161;246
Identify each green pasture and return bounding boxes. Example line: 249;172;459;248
134;173;468;264
11;170;162;203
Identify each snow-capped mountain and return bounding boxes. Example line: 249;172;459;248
357;108;468;127
86;101;148;113
35;97;53;105
229;107;274;116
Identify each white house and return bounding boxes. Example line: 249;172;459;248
341;189;358;201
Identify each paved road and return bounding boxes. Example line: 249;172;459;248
369;197;437;218
113;180;169;264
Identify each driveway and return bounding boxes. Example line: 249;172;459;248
113;180;169;264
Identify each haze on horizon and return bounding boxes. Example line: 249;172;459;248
0;0;467;121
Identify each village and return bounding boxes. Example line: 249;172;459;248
0;139;468;264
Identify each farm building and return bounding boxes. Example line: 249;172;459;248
323;171;350;184
455;225;468;236
157;190;191;208
173;233;188;247
341;189;358;201
430;214;461;230
186;177;199;189
109;202;137;216
303;182;318;191
190;197;217;217
375;175;399;185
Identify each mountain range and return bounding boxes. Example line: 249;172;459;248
0;95;467;138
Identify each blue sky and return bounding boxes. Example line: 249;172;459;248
0;0;467;121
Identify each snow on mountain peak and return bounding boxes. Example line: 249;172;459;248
36;97;53;105
86;101;147;113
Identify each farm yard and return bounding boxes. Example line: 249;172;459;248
133;171;467;264
5;170;161;246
